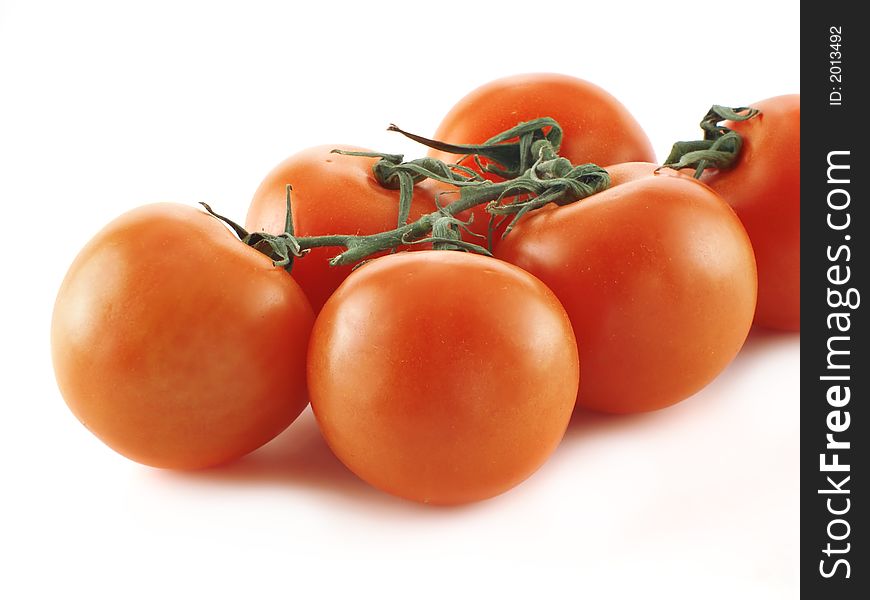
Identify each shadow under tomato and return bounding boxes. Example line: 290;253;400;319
738;325;800;360
157;407;484;515
565;406;659;438
171;408;384;498
563;326;799;441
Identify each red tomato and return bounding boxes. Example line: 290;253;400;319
308;251;579;505
428;73;656;176
496;163;757;414
246;145;436;311
51;203;314;469
700;95;800;330
420;74;656;243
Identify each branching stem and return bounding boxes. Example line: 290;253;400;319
203;118;609;271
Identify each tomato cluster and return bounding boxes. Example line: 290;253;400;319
52;74;799;504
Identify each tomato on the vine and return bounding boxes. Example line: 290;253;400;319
308;251;579;505
698;95;800;330
496;163;757;414
428;73;656;176
51;203;314;469
246;145;437;311
418;74;656;243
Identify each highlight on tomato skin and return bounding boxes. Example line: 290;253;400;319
495;162;758;415
245;145;438;313
51;203;315;470
307;251;580;505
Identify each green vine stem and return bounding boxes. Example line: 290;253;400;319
201;187;302;272
387;118;563;180
662;105;761;178
331;117;565;229
202;141;609;271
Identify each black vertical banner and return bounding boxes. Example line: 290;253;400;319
802;6;866;597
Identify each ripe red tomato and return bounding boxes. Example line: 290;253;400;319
427;73;656;176
308;251;579;505
496;163;757;414
246;145;436;311
51;203;314;469
420;74;656;243
699;95;800;330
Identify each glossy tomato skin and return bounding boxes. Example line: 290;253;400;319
428;73;656;174
496;164;757;414
700;95;800;330
51;203;314;469
308;251;579;505
246;145;436;312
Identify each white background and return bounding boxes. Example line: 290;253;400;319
0;1;800;598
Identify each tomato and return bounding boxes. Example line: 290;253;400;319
427;73;656;177
308;251;579;504
699;95;800;330
51;203;314;469
496;163;757;414
418;74;656;244
246;145;436;311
